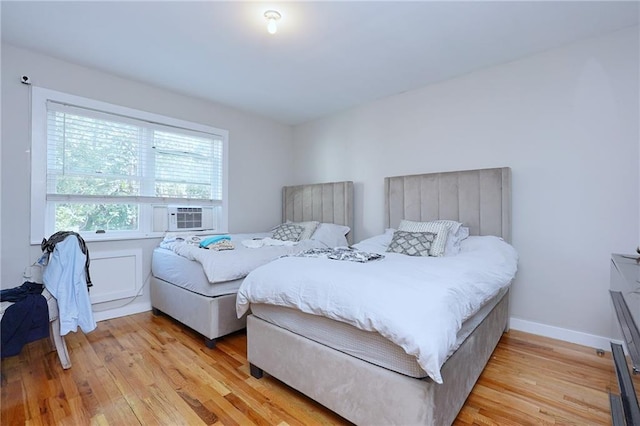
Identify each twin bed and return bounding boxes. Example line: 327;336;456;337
239;167;515;425
151;167;516;425
150;181;354;347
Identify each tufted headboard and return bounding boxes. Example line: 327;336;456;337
282;181;354;244
384;167;511;243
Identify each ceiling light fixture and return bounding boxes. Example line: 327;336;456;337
264;10;281;35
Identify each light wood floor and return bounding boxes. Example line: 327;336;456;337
0;311;625;425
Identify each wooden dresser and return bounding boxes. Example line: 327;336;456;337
609;253;640;425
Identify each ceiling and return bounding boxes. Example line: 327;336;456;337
2;1;638;125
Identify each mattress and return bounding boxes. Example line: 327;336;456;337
159;232;330;283
151;247;242;297
250;286;508;379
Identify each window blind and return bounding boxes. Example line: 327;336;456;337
45;101;223;205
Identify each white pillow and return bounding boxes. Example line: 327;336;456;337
352;229;394;254
444;226;469;256
285;221;319;240
310;223;350;247
398;220;454;257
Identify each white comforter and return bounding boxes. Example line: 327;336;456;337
236;235;518;384
160;233;325;283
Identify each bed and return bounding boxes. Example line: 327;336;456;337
238;167;515;425
150;181;354;348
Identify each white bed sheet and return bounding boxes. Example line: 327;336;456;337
159;232;326;283
151;248;243;297
236;235;518;384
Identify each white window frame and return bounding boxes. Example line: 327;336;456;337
30;87;229;244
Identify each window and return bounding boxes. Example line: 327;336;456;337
30;88;228;243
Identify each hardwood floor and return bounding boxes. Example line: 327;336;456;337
1;311;624;425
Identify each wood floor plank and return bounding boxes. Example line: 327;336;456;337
1;377;26;425
2;311;621;425
223;392;274;426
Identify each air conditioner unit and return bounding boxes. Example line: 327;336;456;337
167;206;208;232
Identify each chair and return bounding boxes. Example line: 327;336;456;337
0;287;71;369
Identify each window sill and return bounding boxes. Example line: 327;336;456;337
31;228;227;245
31;232;165;245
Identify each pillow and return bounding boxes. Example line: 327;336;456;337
386;230;437;257
432;220;462;235
352;228;394;254
272;223;305;242
457;226;470;240
310;223;350;247
398;220;453;257
444;226;470;256
286;221;319;240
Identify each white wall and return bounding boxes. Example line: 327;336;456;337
292;27;640;346
1;44;294;316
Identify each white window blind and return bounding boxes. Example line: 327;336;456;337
30;87;228;242
46;101;223;204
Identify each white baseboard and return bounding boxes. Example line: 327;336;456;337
509;317;621;352
92;301;152;322
88;309;619;352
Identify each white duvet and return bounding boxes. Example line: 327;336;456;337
160;233;325;283
236;235;518;384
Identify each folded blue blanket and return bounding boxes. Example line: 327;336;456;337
199;235;231;248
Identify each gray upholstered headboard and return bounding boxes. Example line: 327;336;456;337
385;167;511;242
282;181;354;244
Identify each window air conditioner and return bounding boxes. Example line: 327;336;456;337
167;206;206;232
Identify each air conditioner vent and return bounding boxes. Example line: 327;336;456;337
168;206;204;231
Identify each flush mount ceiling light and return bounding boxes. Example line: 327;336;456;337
264;10;281;34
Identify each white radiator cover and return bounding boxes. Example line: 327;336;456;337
89;249;143;304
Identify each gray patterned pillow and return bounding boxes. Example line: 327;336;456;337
397;220;451;257
286;221;319;240
272;223;305;242
386;230;437;257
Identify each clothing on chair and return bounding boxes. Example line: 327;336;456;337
41;231;92;289
43;236;97;335
1;294;49;358
0;281;44;302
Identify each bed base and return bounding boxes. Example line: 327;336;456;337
248;289;509;425
151;307;218;348
150;276;246;348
